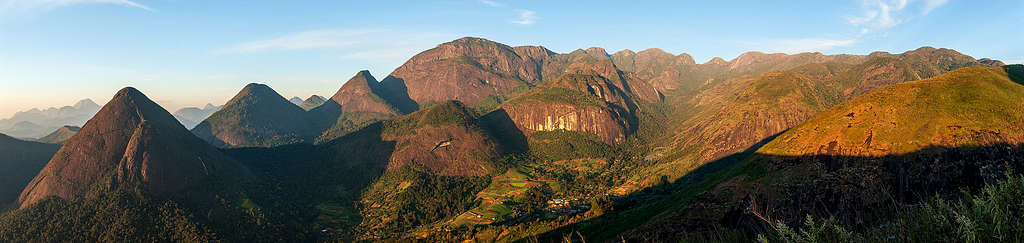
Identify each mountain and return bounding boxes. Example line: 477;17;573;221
499;71;640;144
639;47;997;187
288;97;303;105
312;71;403;142
192;83;316;148
35;125;80;144
612;65;1024;242
18;87;246;208
0;133;59;207
320;100;503;238
379;37;553;111
172;104;222;129
298;95;326;110
761;65;1024;156
0;99;100;139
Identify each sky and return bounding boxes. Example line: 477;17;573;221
1;0;1022;118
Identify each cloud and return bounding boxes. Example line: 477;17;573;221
478;0;503;7
218;29;387;53
510;10;536;25
220;29;459;67
1;0;155;13
743;38;858;54
847;0;949;34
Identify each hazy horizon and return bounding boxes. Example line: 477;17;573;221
2;0;1022;118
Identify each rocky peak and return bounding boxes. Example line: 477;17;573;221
584;47;611;60
978;58;1006;67
704;57;729;66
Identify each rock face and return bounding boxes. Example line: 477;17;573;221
36;125;80;144
18;87;244;208
0;133;59;205
0;99;101;139
172;104;222;129
500;72;639;144
299;95;327;111
192;83;315;148
329;71;400;115
380;37;552;109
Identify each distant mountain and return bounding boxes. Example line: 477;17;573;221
288;96;304;105
0;99;100;139
312;71;402;142
0;133;59;207
192;83;316;147
35;125;80;144
18;87;246;208
172;104;222;129
299;95;326;110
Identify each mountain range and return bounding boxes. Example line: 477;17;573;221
1;37;1020;242
0;99;100;139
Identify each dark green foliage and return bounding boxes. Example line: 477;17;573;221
0;189;215;242
527;130;621;162
360;166;490;237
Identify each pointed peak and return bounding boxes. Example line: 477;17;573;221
73;99;99;109
704;57;729;65
113;87;146;100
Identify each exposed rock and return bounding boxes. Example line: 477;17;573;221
380;37;550;108
500;73;639;144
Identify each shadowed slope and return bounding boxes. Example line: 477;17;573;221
0;134;59;207
192;83;314;147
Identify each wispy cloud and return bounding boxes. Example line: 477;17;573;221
848;0;948;34
740;38;858;54
478;0;504;7
218;29;386;54
1;0;155;13
510;10;537;25
219;29;459;68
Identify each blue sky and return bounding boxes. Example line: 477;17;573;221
1;0;1022;117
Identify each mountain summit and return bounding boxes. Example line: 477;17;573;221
192;83;315;147
18;87;244;208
